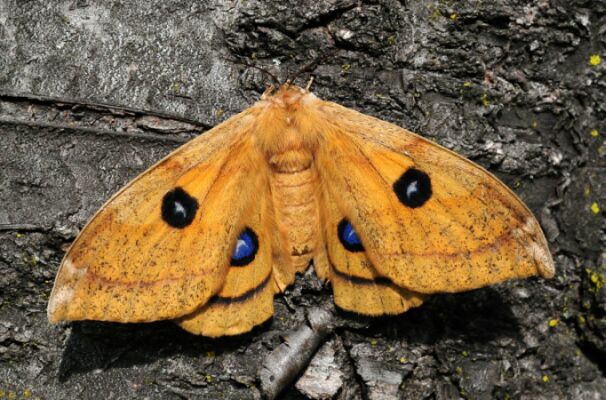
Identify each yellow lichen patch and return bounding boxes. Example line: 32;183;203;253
459;82;472;97
481;93;490;106
591;202;600;214
589;54;601;66
586;268;605;290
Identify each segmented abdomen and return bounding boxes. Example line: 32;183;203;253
269;163;321;273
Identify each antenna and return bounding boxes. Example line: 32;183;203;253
289;49;335;85
223;57;281;87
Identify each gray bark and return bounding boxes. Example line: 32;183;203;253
1;0;605;399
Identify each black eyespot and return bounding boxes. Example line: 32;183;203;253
393;168;432;208
338;219;364;252
161;187;198;228
231;228;259;266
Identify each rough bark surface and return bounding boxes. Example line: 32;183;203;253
1;0;605;399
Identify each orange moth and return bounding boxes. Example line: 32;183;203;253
48;84;555;337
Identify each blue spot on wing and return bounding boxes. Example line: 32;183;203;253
231;228;258;266
338;219;364;252
233;232;254;259
343;222;361;246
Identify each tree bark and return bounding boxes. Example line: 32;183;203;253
1;0;604;399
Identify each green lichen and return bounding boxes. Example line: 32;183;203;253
585;268;605;292
481;93;490;106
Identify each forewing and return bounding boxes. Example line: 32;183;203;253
315;102;554;294
48;110;267;323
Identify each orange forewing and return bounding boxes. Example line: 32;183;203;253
48;113;261;324
313;102;553;296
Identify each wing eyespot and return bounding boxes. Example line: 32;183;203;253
393;168;432;208
231;227;259;266
338;219;365;252
161;187;199;228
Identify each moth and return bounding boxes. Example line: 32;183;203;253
48;84;555;337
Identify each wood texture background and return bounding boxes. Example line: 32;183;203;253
0;1;604;398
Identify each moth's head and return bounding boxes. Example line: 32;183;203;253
261;83;318;109
253;83;322;157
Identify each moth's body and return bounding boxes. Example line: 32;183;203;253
259;89;324;274
48;84;555;337
269;161;320;272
